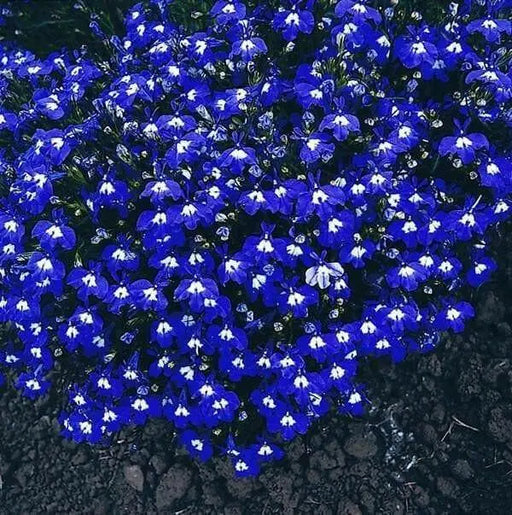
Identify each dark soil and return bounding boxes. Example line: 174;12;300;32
1;243;512;514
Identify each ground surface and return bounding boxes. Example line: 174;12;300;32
1;240;512;515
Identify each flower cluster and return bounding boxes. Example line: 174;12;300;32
0;0;511;476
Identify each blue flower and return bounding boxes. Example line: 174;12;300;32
273;6;315;41
140;177;183;204
253;440;284;462
294;65;334;109
335;0;381;23
467;16;511;43
296;175;345;219
231;449;260;477
277;282;319;318
180;430;213;462
0;111;18;131
32;128;73;165
219;142;257;173
16;371;50;399
386;261;427;292
395;28;438;69
34;90;66;120
32;209;76;250
466;255;496;287
478;156;511;189
438;121;489;165
299;132;335;163
211;0;247;24
305;253;345;289
339;237;375;269
131;279;168;311
105;279;133;314
434;301;475;333
267;407;309;440
129;395;161;424
174;276;220;312
162;393;195;428
165;132;206;168
230;25;268;61
319;109;360;142
102;237;139;274
67;264;109;301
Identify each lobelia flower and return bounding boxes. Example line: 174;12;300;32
297;329;338;362
11;164;56;215
0;110;18;131
230;447;260;477
105;277;134;314
438;120;489;165
102;404;130;433
334;0;381;24
270;179;305;216
478;156;512;189
273;5;315;42
441;36;469;68
242;223;286;263
294;65;335;109
464;56;511;92
466;254;497;288
147;176;183;210
0;209;25;244
339;236;376;269
317;211;355;247
218;137;257;173
296;174;346;220
174;276;220;312
155;114;197;141
305;252;345;289
130;279;168;311
180;430;213;462
319;103;360;142
277;280;319;318
31;209;76;250
299;132;335;164
67;263;109;301
386;261;427;292
26;251;66;290
238;185;280;215
33;90;66;120
90;369;123;398
94;173;131;208
102;236;140;275
446;200;489;241
467;16;511;43
211;0;247;25
394;27;438;69
267;406;310;440
129;394;161;424
436;255;463;282
31;128;73;166
434;301;475;333
253;439;284;463
165;132;206;168
217;250;250;285
229;21;268;61
16;370;51;399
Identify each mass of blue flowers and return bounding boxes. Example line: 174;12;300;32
0;0;511;476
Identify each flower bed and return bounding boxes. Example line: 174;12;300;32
0;0;511;476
